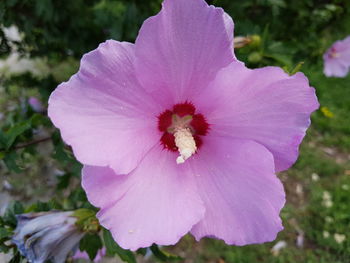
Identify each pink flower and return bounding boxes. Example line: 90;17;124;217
48;0;319;250
28;96;45;113
73;247;106;262
323;36;350;77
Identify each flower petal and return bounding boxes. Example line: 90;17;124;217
194;62;319;172
323;59;349;77
48;40;160;174
82;146;205;250
189;135;285;245
135;0;235;105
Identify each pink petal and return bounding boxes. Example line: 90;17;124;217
194;62;319;172
82;145;205;251
135;0;235;106
189;135;285;245
323;58;349;77
48;40;161;174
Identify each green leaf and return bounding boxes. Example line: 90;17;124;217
289;61;305;76
73;208;95;223
5;120;32;150
0;243;10;253
3;151;21;173
25;200;61;213
3;201;24;227
79;233;103;261
30;113;50;127
0;227;11;239
103;228;136;263
136;247;148;256
0;131;7;148
57;173;72;190
150;244;182;262
9;251;21;263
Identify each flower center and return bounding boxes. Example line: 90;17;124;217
158;102;209;164
329;47;339;58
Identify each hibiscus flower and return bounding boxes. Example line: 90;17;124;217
323;36;350;77
48;0;319;250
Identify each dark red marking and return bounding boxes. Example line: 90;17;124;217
157;102;209;151
172;101;196;117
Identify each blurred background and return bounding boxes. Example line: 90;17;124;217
0;0;349;262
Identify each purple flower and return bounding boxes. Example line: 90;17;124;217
48;0;319;250
72;247;106;262
28;97;45;113
323;36;350;77
12;211;84;263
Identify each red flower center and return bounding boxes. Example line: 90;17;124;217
158;102;209;152
329;47;339;58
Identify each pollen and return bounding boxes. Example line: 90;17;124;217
174;128;197;164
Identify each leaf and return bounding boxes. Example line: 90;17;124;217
103;228;136;263
30;113;50;127
289;61;305;76
56;173;72;190
136;247;148;256
3;151;21;173
9;251;21;263
0;227;10;239
0;131;7;149
73;208;95;223
3;201;24;227
25;200;61;213
0;243;10;253
5;120;32;150
79;233;103;261
150;244;182;262
52;132;74;164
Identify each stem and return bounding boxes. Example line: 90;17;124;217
12;137;51;150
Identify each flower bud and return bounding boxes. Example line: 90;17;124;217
12;211;84;263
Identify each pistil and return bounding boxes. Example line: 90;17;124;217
174;127;197;164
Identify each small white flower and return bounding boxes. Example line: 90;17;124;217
334;233;346;244
323;191;331;200
325;216;334;223
296;233;304;248
322;191;333;207
341;184;349;190
323;200;333;208
271;240;287;256
311;173;320;182
296;184;303;195
3;25;22;42
323;231;330;238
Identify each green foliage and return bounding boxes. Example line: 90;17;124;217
0;0;162;59
150;244;183;262
0;228;10;240
79;233;103;261
3;201;24;227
